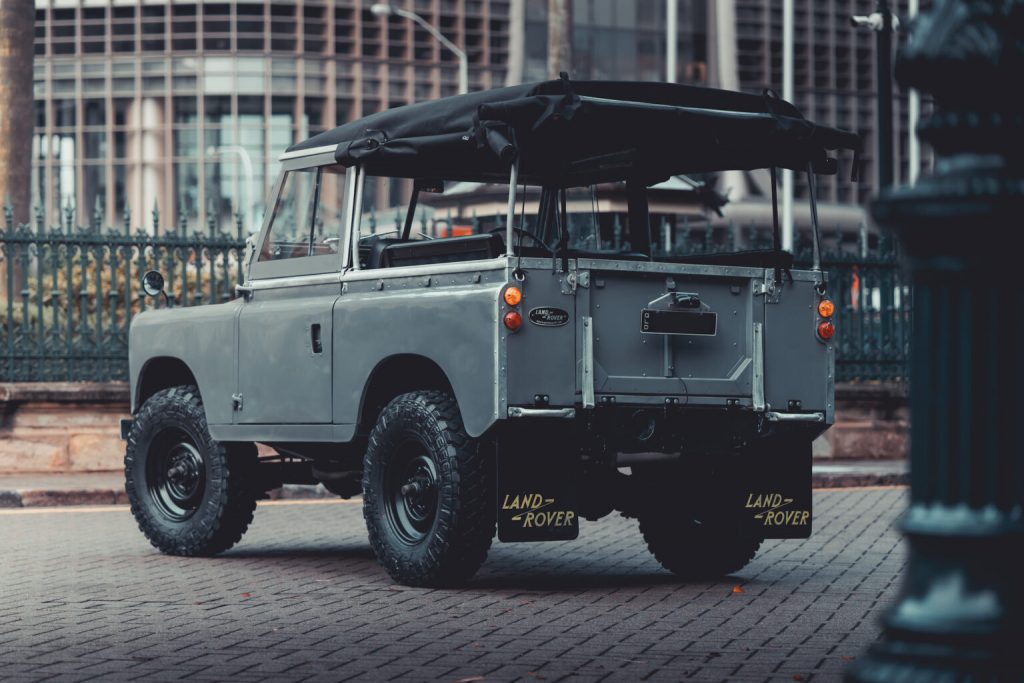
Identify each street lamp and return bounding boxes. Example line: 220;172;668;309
206;145;257;234
370;3;469;95
850;2;900;190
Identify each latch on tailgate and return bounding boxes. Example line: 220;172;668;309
754;270;782;304
560;270;590;295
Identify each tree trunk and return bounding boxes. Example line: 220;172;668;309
546;0;572;79
0;0;35;297
0;0;36;229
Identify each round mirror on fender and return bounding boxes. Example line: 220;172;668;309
141;270;165;297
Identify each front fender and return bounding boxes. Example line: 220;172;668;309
129;300;242;424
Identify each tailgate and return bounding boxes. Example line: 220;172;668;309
577;260;763;406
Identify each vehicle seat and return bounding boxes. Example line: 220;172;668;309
379;233;503;268
360;238;408;269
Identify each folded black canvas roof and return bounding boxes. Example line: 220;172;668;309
288;78;860;186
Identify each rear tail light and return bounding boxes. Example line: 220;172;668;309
817;321;835;340
503;286;523;306
503;311;523;331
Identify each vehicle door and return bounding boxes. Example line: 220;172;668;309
234;163;348;424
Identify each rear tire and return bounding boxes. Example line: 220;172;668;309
632;461;763;579
637;511;763;579
362;390;494;587
125;386;258;556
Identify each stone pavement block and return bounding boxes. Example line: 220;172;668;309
0;488;905;682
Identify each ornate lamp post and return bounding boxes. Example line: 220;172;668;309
848;1;1024;680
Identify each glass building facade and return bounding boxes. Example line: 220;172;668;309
31;0;924;233
32;0;511;232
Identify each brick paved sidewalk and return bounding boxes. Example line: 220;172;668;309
0;487;906;682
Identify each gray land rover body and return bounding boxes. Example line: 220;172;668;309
123;79;858;586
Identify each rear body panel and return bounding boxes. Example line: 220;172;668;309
763;271;833;416
505;258;832;421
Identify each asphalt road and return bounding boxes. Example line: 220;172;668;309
0;488;906;682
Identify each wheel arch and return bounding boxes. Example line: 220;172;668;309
357;354;456;435
135;356;200;412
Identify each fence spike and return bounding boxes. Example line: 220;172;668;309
207;199;217;237
34;203;43;235
235;209;244;240
152;201;160;235
3;196;11;234
123;202;132;234
177;198;188;235
93;196;104;233
64;198;75;233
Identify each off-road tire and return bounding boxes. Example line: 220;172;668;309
125;385;258;556
362;390;494;587
637;512;763;579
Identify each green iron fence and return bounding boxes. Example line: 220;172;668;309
1;203;908;383
1;205;247;382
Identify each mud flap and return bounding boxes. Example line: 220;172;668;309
737;436;812;539
496;433;579;542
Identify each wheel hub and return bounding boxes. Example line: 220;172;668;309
147;431;206;522
386;449;439;544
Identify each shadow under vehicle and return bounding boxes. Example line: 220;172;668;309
122;78;859;587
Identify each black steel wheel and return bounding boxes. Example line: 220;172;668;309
385;447;440;545
362;390;494;587
145;430;206;522
125;385;258;556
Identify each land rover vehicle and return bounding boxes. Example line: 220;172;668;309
123;78;859;586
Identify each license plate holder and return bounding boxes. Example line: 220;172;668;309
640;308;717;336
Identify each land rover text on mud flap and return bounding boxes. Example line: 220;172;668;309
122;78;859;587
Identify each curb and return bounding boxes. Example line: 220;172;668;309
0;474;906;509
811;472;908;488
0;483;338;509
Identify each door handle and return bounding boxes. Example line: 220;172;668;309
310;323;323;354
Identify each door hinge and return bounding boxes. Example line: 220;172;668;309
232;393;244;411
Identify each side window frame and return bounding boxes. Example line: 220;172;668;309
247;152;348;281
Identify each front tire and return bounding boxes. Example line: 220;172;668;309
125;385;258;556
362;390;494;587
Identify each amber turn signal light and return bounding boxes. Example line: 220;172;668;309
503;311;523;331
503;286;523;306
817;321;835;340
817;299;835;318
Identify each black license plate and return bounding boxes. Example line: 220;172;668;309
640;309;717;336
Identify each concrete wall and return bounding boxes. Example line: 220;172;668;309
0;382;908;473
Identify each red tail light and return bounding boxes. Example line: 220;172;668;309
503;311;523;331
817;321;835;340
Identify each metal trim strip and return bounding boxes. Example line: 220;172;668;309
752;322;766;412
507;407;576;419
